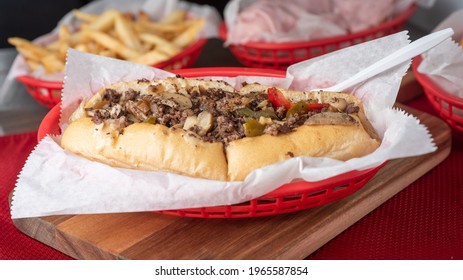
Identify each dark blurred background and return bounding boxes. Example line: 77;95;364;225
0;0;89;48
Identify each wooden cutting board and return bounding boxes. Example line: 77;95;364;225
11;104;451;260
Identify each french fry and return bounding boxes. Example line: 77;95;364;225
99;49;116;58
141;41;154;52
41;54;65;73
58;42;70;61
86;41;103;54
86;30;141;59
72;9;98;23
85;9;118;31
136;20;187;35
15;46;43;62
58;25;71;43
129;49;169;65
114;13;143;52
74;43;89;53
68;32;90;46
172;18;205;48
139;33;181;56
46;40;61;52
8;37;50;58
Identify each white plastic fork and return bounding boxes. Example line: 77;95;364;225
311;28;454;93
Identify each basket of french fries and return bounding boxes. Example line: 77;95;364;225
7;0;221;108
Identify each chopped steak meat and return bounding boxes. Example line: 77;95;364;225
85;80;360;145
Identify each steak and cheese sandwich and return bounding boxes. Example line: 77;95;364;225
61;77;380;181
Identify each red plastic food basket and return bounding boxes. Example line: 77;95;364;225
413;55;463;132
220;4;416;70
16;38;207;109
38;67;385;218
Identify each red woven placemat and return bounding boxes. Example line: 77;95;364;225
307;140;462;259
0;131;71;260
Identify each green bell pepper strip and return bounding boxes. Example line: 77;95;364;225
243;119;265;137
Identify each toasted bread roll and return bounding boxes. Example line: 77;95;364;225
226;118;379;181
62;118;228;180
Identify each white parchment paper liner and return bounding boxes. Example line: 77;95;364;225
11;31;437;218
417;9;463;101
0;0;221;107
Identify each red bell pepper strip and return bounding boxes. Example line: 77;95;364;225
268;87;330;112
267;87;293;110
306;103;330;111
